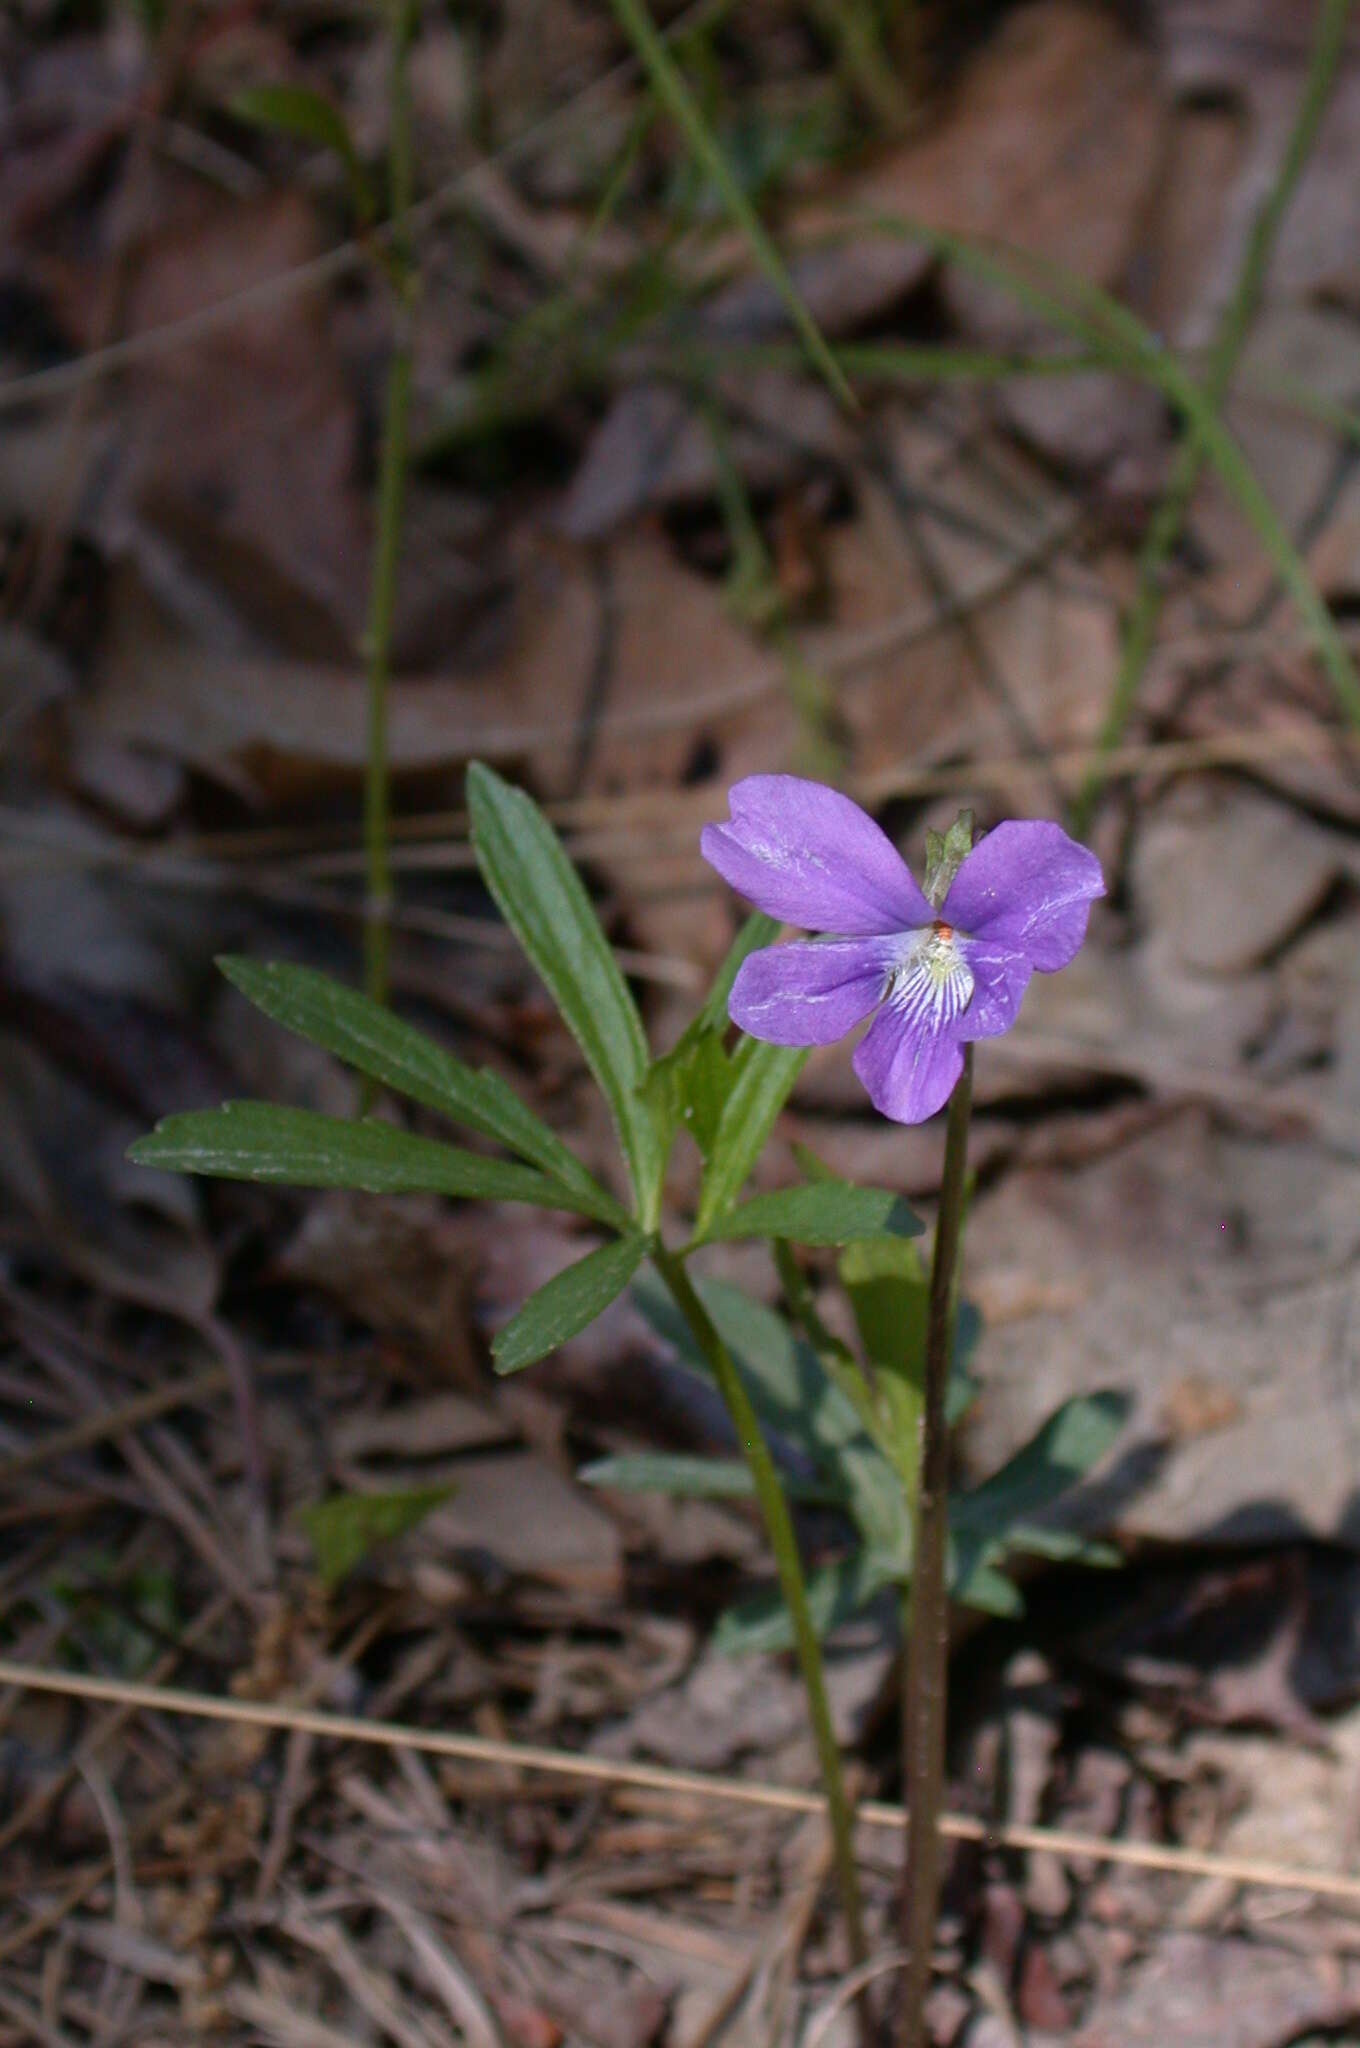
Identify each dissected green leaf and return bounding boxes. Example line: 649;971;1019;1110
693;1040;808;1234
493;1235;647;1374
129;1102;608;1212
703;1180;921;1247
232;83;375;222
298;1484;454;1588
217;957;624;1223
466;764;661;1222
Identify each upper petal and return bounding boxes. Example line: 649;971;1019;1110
942;820;1104;971
701;776;932;936
955;937;1032;1041
728;938;890;1046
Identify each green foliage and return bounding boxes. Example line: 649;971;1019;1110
700;1181;921;1247
714;1552;890;1656
493;1235;647;1373
633;1268;866;1455
693;1041;809;1237
232;83;375;224
583;1452;763;1498
217;957;622;1220
603;0;852;407
129;1103;613;1216
466;763;663;1223
298;1484;455;1587
599;1271;1125;1650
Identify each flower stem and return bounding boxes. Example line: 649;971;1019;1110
651;1246;871;2007
362;0;418;1011
898;1045;973;2048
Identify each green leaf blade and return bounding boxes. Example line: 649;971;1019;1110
703;1181;922;1246
130;1103;604;1212
694;1040;808;1236
466;764;660;1221
952;1391;1130;1542
299;1484;454;1588
232;83;374;221
217;957;622;1223
493;1235;647;1374
581;1453;756;1498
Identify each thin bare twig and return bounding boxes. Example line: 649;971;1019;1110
4;1660;1360;1905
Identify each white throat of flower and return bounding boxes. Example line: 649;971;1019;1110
886;921;974;1031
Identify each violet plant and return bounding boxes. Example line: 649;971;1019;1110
698;775;1106;2045
132;765;1111;2035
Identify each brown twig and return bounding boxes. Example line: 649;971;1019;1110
4;1660;1360;1905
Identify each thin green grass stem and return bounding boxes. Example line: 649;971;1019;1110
899;1046;972;2048
1074;0;1354;831
651;1246;871;2019
603;0;854;408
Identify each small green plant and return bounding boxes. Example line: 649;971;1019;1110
132;765;1121;2039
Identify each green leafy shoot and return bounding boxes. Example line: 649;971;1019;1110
298;1484;454;1588
217;957;623;1223
608;1275;1126;1650
466;764;662;1224
232;83;375;224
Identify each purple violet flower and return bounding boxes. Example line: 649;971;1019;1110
701;777;1105;1125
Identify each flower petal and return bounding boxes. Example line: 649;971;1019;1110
729;939;890;1046
850;956;968;1125
942;821;1104;971
956;938;1032;1042
701;776;932;937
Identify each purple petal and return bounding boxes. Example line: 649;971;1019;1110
956;937;1032;1042
942;821;1104;971
701;776;932;937
729;939;890;1046
851;996;964;1125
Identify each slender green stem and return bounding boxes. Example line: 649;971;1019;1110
651;1246;870;1999
1073;0;1353;833
603;0;854;409
899;1047;973;2048
362;0;418;1010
